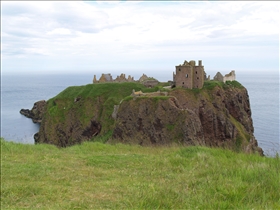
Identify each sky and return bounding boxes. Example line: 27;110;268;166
1;1;279;80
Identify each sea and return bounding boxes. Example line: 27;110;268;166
1;72;279;156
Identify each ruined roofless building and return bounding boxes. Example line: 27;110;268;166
93;73;113;83
213;70;236;83
173;60;205;89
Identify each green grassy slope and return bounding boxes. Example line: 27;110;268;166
43;80;245;142
45;82;165;136
1;139;279;209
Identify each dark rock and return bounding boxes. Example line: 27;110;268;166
82;120;101;138
20;109;34;119
34;132;40;143
20;100;46;123
112;86;263;154
33;83;264;154
112;97;204;146
34;99;103;147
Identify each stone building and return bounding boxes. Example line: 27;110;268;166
223;70;236;82
213;72;224;82
93;73;134;83
213;70;236;83
93;73;113;83
173;60;205;89
139;74;149;82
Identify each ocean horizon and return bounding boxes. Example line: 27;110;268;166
1;71;279;156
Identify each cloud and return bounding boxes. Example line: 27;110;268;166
1;1;279;74
47;28;72;35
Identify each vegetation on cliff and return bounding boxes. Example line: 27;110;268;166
1;139;279;209
37;82;166;146
33;80;262;155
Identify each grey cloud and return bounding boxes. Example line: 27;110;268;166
2;2;121;38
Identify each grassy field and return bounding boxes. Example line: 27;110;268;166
1;138;279;209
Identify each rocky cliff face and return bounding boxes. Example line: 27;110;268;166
34;97;104;147
20;100;46;123
112;85;263;155
21;82;263;155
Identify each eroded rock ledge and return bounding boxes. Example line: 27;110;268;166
20;100;46;123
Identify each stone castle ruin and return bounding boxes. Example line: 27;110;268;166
93;60;236;90
93;73;134;83
213;70;236;83
173;60;236;89
131;89;168;97
93;73;159;88
173;60;205;89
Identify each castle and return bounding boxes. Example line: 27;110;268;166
93;73;134;83
213;70;236;83
93;60;236;90
173;60;205;89
173;60;236;89
93;73;159;88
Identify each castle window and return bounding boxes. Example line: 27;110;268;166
186;74;188;78
196;71;197;74
182;82;184;85
197;77;199;79
179;68;181;71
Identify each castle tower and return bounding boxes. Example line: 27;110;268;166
193;60;204;89
173;60;204;89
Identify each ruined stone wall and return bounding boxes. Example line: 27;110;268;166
213;72;224;82
131;89;168;97
93;73;135;83
175;65;193;88
213;71;236;83
223;70;236;82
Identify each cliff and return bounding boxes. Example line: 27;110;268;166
21;81;263;155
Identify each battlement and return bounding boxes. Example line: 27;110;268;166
179;60;203;67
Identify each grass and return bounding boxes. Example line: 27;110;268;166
1;138;279;209
43;80;245;141
42;82;165;141
203;80;244;90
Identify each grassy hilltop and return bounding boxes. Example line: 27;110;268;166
46;82;167;136
1;139;279;209
36;80;261;155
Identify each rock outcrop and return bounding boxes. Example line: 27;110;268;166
112;97;204;146
21;81;263;155
33;96;104;147
20;100;46;123
112;85;263;155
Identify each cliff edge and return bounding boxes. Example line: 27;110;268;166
21;81;263;155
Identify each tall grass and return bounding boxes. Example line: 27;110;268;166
1;138;279;209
